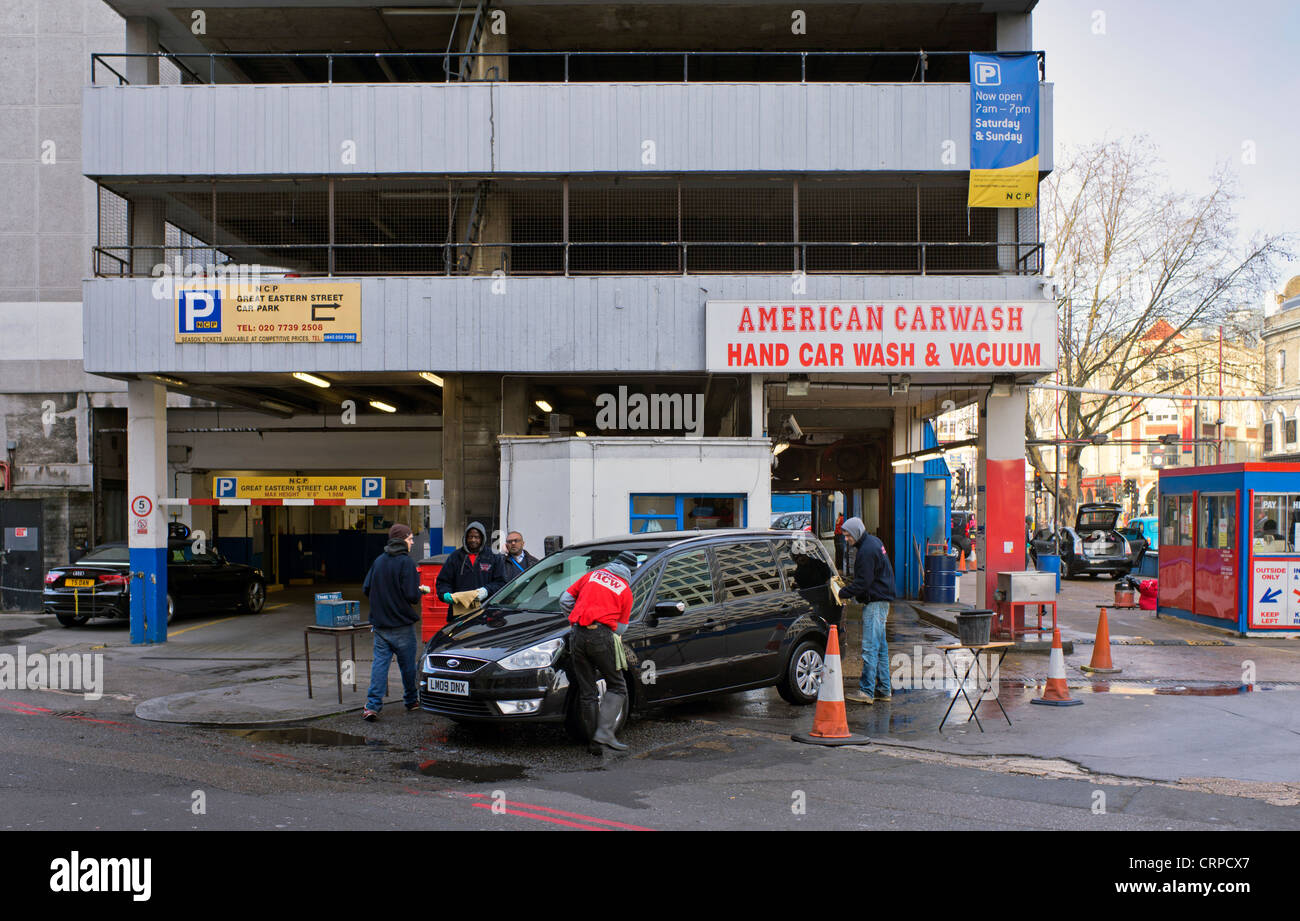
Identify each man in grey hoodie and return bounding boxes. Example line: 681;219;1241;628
361;524;430;720
839;516;896;704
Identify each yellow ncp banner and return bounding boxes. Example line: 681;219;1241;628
968;53;1040;209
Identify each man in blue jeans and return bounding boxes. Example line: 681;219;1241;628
839;517;896;704
360;523;430;720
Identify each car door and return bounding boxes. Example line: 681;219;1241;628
624;547;729;702
713;540;790;686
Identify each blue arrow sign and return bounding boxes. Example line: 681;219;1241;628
1260;587;1282;605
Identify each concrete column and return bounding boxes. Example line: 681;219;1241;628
129;196;166;277
977;387;1028;610
127;380;168;644
124;17;159;85
750;375;765;437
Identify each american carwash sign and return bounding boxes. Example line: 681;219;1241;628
705;300;1056;373
176;282;361;343
213;476;384;500
968;52;1040;208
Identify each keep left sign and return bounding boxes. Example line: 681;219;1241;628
1253;560;1290;626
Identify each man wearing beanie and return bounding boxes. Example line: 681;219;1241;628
839;517;895;704
559;550;639;754
360;523;430;720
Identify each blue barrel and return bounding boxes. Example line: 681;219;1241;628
923;553;958;603
1036;553;1061;592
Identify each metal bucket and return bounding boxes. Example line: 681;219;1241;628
1114;587;1138;607
956;610;994;647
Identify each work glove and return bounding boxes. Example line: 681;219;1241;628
475;587;489;602
441;592;453;604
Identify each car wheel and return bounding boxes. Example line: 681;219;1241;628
55;611;91;628
778;637;825;705
166;592;175;625
242;579;266;614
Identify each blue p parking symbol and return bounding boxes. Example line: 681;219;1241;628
215;477;237;498
180;289;222;333
362;478;383;499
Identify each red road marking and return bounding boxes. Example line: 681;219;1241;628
455;791;654;831
471;802;609;830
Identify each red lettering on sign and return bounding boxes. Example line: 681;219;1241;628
782;307;795;331
737;307;754;332
829;306;843;330
1008;306;1023;331
800;306;814;331
864;305;883;330
758;306;777;330
972;307;988;331
930;306;946;331
893;306;907;330
949;306;971;331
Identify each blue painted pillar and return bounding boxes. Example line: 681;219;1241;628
127;379;169;644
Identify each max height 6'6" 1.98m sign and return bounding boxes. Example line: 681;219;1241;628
705;300;1056;373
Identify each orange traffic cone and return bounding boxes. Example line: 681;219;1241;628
1081;607;1122;675
957;553;967;573
969;547;978;570
1030;627;1083;707
792;625;871;746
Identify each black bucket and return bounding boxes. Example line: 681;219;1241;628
956;609;994;646
923;553;958;603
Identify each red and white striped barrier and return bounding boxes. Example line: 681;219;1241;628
161;498;433;507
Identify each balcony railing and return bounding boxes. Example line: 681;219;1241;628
93;241;1045;278
90;49;1045;87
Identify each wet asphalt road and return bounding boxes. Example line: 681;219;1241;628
3;615;1298;832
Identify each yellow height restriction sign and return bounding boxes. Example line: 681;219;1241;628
213;476;385;500
176;282;361;343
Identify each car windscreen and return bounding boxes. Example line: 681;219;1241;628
490;545;664;612
76;546;129;563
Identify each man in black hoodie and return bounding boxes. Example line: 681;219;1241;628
361;524;429;720
435;520;503;620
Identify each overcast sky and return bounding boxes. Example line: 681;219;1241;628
1034;0;1299;296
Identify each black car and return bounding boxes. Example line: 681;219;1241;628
418;530;841;740
43;539;267;627
1029;503;1133;579
1117;523;1150;569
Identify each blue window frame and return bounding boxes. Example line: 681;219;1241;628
629;494;748;533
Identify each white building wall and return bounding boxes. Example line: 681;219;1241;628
500;436;772;549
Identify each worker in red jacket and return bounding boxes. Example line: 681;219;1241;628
560;550;639;753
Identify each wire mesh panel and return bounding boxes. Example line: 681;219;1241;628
683;181;794;274
95;185;130;276
569;180;679;274
800;181;917;273
335;179;450;275
1018;205;1041;273
213;179;329;274
499;180;564;275
920;186;998;274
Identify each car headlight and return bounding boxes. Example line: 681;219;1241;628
498;638;565;671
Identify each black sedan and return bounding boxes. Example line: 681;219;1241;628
44;541;267;627
1030;503;1134;579
418;530;840;741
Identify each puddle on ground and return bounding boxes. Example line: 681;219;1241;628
0;627;48;647
412;759;528;782
225;727;373;746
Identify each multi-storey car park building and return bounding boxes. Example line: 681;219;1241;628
73;0;1055;640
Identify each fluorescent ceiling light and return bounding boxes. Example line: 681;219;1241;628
914;450;944;463
890;457;915;468
419;372;444;388
535;400;553;413
259;400;294;414
575;431;588;438
381;6;462;14
145;374;186;388
293;372;331;389
369;400;397;413
773;441;790;456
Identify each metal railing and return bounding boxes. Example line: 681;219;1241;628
92;241;1044;278
91;49;1045;86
